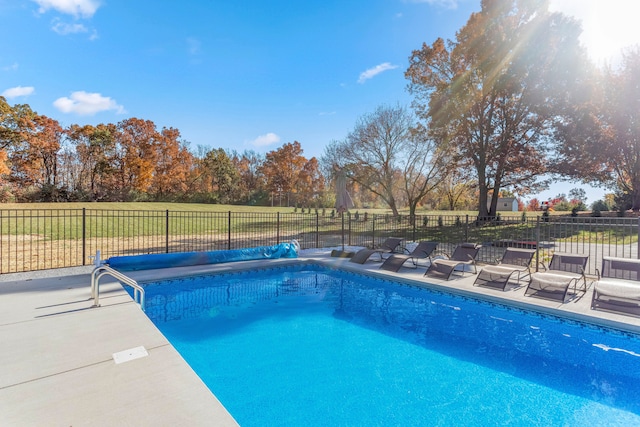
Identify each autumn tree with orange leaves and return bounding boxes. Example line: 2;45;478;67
0;97;18;184
5;104;64;200
259;141;323;207
406;0;591;218
149;127;193;200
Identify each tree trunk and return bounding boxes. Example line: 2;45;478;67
389;202;399;217
409;202;418;225
478;185;489;218
633;183;640;212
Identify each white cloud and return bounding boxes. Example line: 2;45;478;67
52;20;88;35
405;0;460;9
2;86;35;98
357;62;399;84
2;63;19;72
250;132;281;147
53;91;125;116
33;0;101;18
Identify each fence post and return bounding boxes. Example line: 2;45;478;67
228;211;232;250
535;216;541;271
165;210;170;253
412;215;416;242
316;212;319;248
465;215;469;242
371;213;375;247
348;212;352;246
277;212;281;244
341;212;345;249
82;208;86;266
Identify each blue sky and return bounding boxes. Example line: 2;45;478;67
2;0;639;205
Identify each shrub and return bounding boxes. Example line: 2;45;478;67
591;200;609;212
542;209;550;222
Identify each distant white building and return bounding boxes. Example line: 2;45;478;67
488;197;518;212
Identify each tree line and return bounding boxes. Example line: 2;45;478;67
2;0;639;217
0;104;329;206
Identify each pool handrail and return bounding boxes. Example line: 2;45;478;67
91;265;145;311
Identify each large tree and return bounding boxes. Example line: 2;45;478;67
66;123;118;200
114;118;159;198
197;148;240;203
149;127;193;200
296;157;325;207
406;0;590;218
259;141;311;207
229;149;265;204
556;47;640;210
8;108;64;200
325;105;446;217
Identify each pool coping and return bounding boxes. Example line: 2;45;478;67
1;250;640;426
131;254;640;334
309;256;640;335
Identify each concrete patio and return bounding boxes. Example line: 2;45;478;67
1;250;639;426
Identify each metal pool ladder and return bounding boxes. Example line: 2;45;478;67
91;265;146;311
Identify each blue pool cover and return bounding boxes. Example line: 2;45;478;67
105;241;299;271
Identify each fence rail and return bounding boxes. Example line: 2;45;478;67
1;209;638;276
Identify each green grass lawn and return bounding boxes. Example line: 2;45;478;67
0;201;551;217
0;202;634;273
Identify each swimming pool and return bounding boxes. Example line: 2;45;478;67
134;263;640;426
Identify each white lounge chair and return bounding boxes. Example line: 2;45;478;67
591;257;640;316
525;253;588;302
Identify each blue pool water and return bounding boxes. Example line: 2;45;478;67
135;264;640;426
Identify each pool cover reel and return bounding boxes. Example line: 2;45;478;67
105;240;299;271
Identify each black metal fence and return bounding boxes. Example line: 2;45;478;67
1;208;638;276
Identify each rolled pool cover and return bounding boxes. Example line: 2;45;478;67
105;241;299;271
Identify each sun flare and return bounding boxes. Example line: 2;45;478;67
550;0;640;65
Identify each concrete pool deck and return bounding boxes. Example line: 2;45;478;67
1;249;640;426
